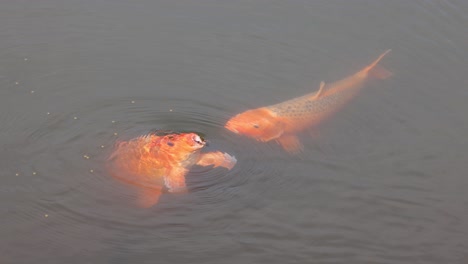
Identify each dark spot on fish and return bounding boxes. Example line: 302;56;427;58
167;141;174;147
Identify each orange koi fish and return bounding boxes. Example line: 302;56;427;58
225;50;392;153
107;132;236;208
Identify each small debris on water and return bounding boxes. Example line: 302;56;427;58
47;112;50;115
131;100;135;104
169;109;173;112
32;172;37;175
90;169;94;173
100;145;105;148
73;117;78;120
24;58;28;61
83;155;90;159
30;90;35;94
15;81;19;85
114;132;118;136
15;173;19;176
44;214;48;218
111;120;116;123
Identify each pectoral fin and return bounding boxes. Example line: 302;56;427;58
164;167;189;193
196;151;237;170
136;186;162;208
313;81;326;99
276;134;303;154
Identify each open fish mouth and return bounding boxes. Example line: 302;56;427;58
193;134;206;146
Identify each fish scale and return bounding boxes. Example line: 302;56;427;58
107;132;236;207
225;49;391;153
269;90;344;119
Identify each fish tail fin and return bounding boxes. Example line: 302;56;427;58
363;49;392;79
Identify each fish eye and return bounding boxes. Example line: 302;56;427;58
253;124;260;128
167;141;174;147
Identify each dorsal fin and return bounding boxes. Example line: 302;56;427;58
313;81;326;99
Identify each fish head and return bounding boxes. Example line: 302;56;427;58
225;108;284;142
157;132;206;154
107;132;206;188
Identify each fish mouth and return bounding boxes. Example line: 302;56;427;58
192;134;206;146
224;122;239;134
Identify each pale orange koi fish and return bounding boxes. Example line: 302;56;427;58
225;50;392;153
107;132;236;208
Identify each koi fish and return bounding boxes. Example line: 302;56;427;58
107;132;236;208
225;50;392;153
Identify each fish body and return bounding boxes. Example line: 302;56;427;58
107;132;236;207
225;50;392;153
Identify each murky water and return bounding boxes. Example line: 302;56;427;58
1;0;468;263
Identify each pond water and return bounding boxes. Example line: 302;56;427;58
1;0;468;263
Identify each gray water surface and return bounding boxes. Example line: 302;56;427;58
1;1;468;263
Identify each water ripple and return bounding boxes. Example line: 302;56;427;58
8;95;287;239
